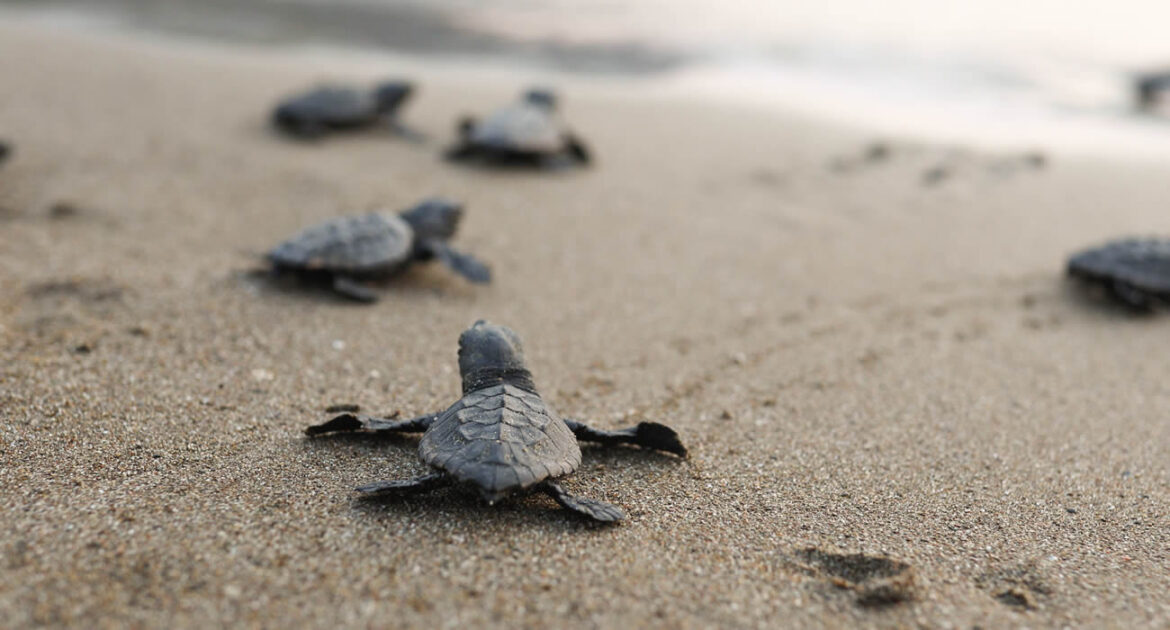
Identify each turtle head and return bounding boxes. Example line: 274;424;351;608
399;198;463;241
523;88;557;110
458;320;535;394
373;80;413;113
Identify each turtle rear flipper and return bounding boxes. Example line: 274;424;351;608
563;419;688;457
290;122;328;140
426;241;491;284
538;153;582;170
1109;280;1159;311
305;412;436;436
273;111;328;140
357;473;451;496
540;482;623;522
331;275;380;303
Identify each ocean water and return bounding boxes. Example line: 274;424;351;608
6;0;1170;156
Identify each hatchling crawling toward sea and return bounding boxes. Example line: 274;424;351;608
306;320;687;522
446;89;591;168
266;198;490;302
272;79;418;139
1067;237;1170;310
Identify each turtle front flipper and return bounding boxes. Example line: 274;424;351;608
357;472;451;496
540;482;623;522
443;117;480;160
305;412;439;436
457;116;477;139
424;241;492;284
331;275;380;303
562;419;688;457
564;133;591;165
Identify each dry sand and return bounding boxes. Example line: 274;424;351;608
0;20;1168;629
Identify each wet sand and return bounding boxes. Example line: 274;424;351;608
1;21;1168;629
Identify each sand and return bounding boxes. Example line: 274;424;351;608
0;19;1167;629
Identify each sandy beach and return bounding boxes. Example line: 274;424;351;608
0;20;1168;628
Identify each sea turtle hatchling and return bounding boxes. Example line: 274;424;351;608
305;320;687;522
272;80;418;139
267;198;490;302
1067;237;1170;310
445;89;591;168
1136;71;1170;110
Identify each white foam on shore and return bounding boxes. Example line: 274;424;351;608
385;0;1170;159
659;59;1170;161
6;0;1170;160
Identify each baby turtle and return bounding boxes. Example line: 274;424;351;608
445;89;591;168
267;198;490;302
306;320;687;522
1067;237;1170;310
272;80;417;139
1136;71;1170;110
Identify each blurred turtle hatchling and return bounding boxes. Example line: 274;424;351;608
272;79;420;140
266;198;490;302
446;88;590;168
1067;237;1170;310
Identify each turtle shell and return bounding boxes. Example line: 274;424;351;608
418;384;581;502
276;87;377;125
268;212;414;274
1068;238;1170;297
469;103;566;154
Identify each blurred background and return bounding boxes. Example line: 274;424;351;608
4;0;1170;153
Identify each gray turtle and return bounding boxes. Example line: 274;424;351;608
1136;71;1170;110
272;80;417;139
1068;237;1170;310
445;89;590;168
305;320;687;522
267;198;490;302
